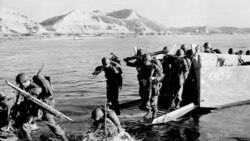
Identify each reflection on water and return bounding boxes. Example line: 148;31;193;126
1;35;250;140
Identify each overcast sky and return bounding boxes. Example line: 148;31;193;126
1;0;250;27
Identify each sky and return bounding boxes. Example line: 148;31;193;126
1;0;250;27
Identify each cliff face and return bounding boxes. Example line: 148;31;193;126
0;8;47;34
41;9;168;34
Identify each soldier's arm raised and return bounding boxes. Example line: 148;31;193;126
92;66;104;76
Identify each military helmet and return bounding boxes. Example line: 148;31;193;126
142;54;152;62
16;73;29;84
102;57;110;66
91;108;104;121
163;46;169;54
137;49;144;56
180;44;188;52
175;49;184;57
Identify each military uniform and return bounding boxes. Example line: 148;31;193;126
14;73;67;141
140;61;164;115
93;60;123;115
125;59;146;109
0;90;16;128
161;55;176;96
168;56;191;108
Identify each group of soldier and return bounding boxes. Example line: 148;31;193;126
92;43;201;121
0;42;215;141
0;71;68;140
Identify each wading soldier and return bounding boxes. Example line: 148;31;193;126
14;72;68;141
93;57;123;115
140;54;164;119
168;49;191;109
124;49;147;110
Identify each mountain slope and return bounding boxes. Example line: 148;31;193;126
0;8;47;34
41;9;168;34
41;9;129;34
107;9;168;33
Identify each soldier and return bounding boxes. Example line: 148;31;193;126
93;57;123;115
161;46;176;96
14;72;68;141
90;107;123;134
84;107;134;141
168;49;191;109
203;42;212;53
0;90;16;129
124;49;146;110
180;44;188;54
140;54;164;119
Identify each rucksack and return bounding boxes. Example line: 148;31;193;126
32;72;53;99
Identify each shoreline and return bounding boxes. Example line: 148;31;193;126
1;34;250;42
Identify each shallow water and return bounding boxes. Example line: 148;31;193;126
1;35;250;140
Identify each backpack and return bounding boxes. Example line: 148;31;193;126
32;72;53;99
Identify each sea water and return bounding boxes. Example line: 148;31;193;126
1;35;250;140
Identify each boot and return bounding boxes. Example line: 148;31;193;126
143;111;152;119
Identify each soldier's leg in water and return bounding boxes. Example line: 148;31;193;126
43;99;68;141
175;77;185;108
151;84;160;119
138;81;145;107
111;86;120;115
144;81;153;119
170;77;181;109
43;112;68;141
19;117;33;141
107;86;115;111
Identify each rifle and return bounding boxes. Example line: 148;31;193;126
124;47;170;62
37;64;44;75
110;52;121;64
149;47;169;56
5;81;73;121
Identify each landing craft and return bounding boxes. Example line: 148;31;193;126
120;48;250;126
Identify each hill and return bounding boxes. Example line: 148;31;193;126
0;8;46;34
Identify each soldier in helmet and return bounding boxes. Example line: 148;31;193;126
124;49;146;110
14;73;68;141
140;54;164;119
93;57;123;115
90;107;123;134
84;107;134;141
180;44;188;54
0;90;16;129
168;49;191;109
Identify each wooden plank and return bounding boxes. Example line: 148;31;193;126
151;103;197;125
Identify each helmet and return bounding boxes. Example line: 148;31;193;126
102;57;110;66
91;108;104;121
163;46;169;54
203;42;211;48
180;44;188;52
142;54;152;62
175;49;184;57
16;73;29;84
137;49;144;56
